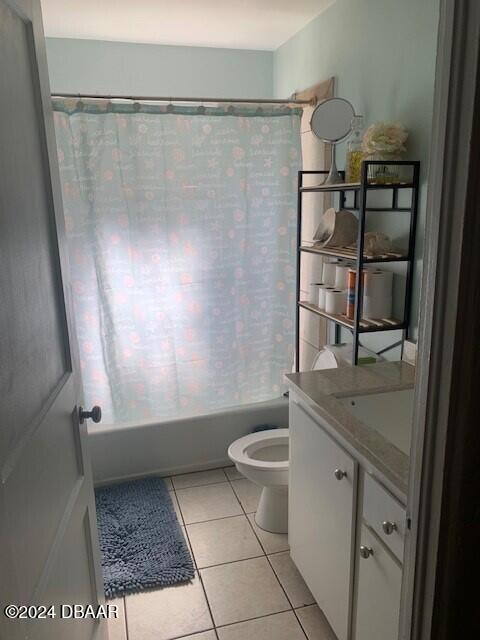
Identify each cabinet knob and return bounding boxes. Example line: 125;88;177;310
359;545;374;559
334;468;347;480
382;521;397;535
79;405;102;424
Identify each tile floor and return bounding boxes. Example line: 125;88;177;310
107;467;337;640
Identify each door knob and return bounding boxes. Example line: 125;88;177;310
334;468;347;480
359;545;374;559
79;405;102;424
382;521;397;535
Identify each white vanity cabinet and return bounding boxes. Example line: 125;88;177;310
289;399;357;640
289;394;407;640
354;525;402;640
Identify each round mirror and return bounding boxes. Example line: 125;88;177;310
310;98;355;143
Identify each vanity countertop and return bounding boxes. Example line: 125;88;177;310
285;361;415;497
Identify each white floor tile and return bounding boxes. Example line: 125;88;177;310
230;479;261;513
187;515;263;568
176;483;243;524
224;466;244;481
125;574;213;640
181;632;217;640
181;526;195;564
163;477;174;491
247;514;289;554
172;469;228;490
106;598;127;640
268;552;315;608
200;556;290;627
169;490;184;524
295;604;338;640
217;610;306;640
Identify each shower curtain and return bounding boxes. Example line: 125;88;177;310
53;99;301;425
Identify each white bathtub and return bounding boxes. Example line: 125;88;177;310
88;397;289;486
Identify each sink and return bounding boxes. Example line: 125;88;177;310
338;388;414;455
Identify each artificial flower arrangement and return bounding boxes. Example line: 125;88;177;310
361;122;409;183
362;122;408;157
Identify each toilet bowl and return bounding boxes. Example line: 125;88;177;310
228;429;289;534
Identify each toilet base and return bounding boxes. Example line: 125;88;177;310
255;486;288;534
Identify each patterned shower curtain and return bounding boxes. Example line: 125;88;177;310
53;99;301;425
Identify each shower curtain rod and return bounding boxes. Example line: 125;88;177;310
51;92;315;106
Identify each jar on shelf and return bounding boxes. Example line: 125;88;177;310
345;115;365;183
361;122;409;184
364;152;402;184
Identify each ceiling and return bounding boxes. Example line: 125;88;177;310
40;0;335;51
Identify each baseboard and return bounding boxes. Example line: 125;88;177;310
94;457;232;488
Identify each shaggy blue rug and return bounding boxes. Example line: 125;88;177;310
95;477;194;598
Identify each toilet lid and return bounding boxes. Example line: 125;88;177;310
228;429;289;469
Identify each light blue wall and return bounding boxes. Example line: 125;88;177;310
274;0;440;337
46;38;273;98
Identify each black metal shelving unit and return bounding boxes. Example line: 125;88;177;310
295;160;420;369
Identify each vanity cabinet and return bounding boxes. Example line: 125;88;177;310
354;525;402;640
289;394;408;640
289;399;357;640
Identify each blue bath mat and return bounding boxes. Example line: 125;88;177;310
95;477;194;598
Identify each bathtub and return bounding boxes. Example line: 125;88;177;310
88;396;289;486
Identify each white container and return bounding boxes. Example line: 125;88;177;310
309;282;324;304
313;208;358;247
325;289;347;315
363;270;393;298
362;295;392;319
318;285;335;310
322;262;337;286
312;344;383;370
335;264;350;289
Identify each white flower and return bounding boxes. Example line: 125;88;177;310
362;122;408;154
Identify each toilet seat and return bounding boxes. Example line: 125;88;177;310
228;428;290;533
228;429;289;470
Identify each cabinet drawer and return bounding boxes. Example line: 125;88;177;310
363;474;406;562
355;524;402;640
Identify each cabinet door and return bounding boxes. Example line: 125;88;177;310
354;525;402;640
289;400;357;640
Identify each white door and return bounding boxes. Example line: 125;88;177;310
0;1;106;639
289;399;357;640
354;525;402;640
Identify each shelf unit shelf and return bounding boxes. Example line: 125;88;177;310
299;181;415;193
299;245;410;263
298;301;405;333
295;161;420;368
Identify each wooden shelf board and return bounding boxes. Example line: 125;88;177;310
298;301;405;333
342;207;413;213
300;181;415;193
300;183;360;193
299;245;409;263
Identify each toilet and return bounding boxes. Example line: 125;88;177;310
228;429;289;534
